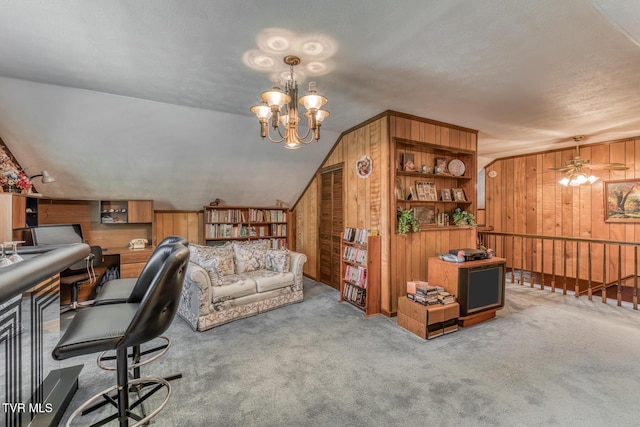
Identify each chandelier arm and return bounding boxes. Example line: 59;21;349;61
266;126;286;143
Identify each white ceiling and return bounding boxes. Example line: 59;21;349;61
1;0;640;209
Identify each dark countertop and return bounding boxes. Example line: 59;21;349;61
0;243;90;302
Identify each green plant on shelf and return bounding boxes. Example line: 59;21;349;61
397;208;420;236
451;208;476;228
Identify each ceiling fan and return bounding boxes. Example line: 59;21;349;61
549;136;628;186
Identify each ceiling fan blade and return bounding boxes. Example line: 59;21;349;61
548;166;574;172
588;163;629;170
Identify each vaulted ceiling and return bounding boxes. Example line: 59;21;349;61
1;1;640;209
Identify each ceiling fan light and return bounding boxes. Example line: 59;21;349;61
587;175;599;184
559;177;570;186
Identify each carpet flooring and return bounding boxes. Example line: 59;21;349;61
57;275;640;426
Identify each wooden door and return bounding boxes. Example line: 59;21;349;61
319;166;343;289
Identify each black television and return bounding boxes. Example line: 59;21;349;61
457;263;505;316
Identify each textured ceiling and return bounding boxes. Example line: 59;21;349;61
1;0;640;209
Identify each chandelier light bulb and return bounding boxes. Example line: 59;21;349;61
250;101;272;120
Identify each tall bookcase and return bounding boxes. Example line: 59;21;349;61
339;228;380;316
203;205;289;248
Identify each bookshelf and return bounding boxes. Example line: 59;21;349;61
203;205;289;249
394;138;475;230
339;227;380;316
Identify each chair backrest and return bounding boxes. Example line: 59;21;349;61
120;243;190;349
127;235;189;302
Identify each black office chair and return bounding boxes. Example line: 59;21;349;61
60;245;103;313
52;242;190;427
93;235;189;306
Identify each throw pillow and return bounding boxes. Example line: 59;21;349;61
233;240;268;274
265;248;290;273
188;243;235;285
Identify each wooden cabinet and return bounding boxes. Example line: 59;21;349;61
100;200;153;224
11;194;26;229
128;200;154;223
339;228;380;316
394;138;476;231
203;206;289;248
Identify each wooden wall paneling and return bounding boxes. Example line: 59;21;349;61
535;156;544;270
623;140;636;278
635;138;640;272
378;117;391;315
608;142;627;281
590;144;609;283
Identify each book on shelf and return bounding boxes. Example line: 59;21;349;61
343;227;371;245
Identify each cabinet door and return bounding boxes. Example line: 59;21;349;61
127;200;153;223
11;195;26;229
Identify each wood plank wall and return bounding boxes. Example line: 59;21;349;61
293;111;478;316
484;138;640;283
153;210;203;245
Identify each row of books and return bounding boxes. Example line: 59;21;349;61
206;209;246;223
204;238;287;249
407;284;457;305
344;265;367;287
248;209;287;223
343;227;369;245
206;224;286;239
205;209;287;223
342;246;367;264
343;283;366;307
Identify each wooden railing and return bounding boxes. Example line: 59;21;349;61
477;231;640;310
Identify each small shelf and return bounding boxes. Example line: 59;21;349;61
339;229;380;316
396;170;472;180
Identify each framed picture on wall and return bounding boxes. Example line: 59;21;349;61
604;179;640;222
441;189;452;201
395;178;405;200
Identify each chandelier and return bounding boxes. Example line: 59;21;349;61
250;55;329;149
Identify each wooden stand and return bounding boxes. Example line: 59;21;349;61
428;256;506;327
397;297;459;339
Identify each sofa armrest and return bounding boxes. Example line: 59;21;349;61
178;261;213;330
288;251;307;291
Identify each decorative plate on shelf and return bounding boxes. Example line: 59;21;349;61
448;159;465;176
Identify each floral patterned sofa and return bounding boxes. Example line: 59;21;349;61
177;240;307;331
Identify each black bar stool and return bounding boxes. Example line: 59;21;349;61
52;243;189;426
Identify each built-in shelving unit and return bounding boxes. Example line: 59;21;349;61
203;205;289;249
394;138;476;231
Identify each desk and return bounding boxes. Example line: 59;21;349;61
103;246;155;278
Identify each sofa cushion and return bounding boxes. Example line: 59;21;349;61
265;248;290;273
233;240;268;274
211;275;257;303
189;243;235;284
244;269;295;293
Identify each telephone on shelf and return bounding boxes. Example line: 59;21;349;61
129;238;148;249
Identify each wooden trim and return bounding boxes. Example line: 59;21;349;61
154;209;203;214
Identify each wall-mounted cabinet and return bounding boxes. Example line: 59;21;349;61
100;200;153;224
394;138;476;231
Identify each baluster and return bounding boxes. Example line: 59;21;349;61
551;240;556;293
617;245;622;307
575;241;580;297
634;247;638;310
587;242;592;301
511;236;515;284
520;237;524;285
540;238;545;290
602;245;607;304
562;240;567;295
529;237;535;288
